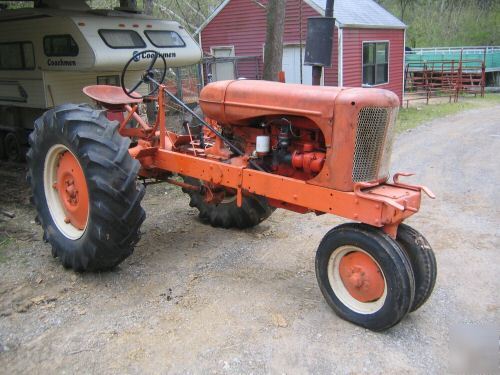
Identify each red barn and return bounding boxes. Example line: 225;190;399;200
197;0;407;101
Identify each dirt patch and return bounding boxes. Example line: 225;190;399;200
0;106;499;373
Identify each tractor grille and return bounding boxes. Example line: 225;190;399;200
352;107;395;182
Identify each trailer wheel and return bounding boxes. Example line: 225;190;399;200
182;176;274;229
396;224;437;312
5;132;24;162
315;223;415;331
0;132;5;160
27;104;145;271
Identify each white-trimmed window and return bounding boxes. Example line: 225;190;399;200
363;42;388;86
44;34;79;57
98;29;146;49
144;30;185;48
0;42;35;70
210;46;235;81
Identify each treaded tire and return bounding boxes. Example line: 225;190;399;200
315;223;415;331
182;176;274;229
0;132;5;160
27;104;145;271
396;224;437;312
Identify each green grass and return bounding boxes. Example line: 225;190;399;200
396;94;500;133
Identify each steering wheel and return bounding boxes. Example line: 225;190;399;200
121;50;167;99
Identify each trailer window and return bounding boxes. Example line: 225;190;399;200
144;31;185;48
44;35;79;57
97;75;119;86
99;30;146;49
362;42;388;86
0;42;35;70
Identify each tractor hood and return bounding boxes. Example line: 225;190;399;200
199;80;343;126
199;80;399;126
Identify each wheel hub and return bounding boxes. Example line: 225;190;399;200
339;251;385;302
53;151;89;230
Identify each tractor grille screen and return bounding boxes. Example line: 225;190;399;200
352;107;394;182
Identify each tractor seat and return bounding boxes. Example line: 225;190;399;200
83;85;143;106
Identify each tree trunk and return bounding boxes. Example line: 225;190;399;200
119;0;137;10
263;0;286;81
143;0;154;15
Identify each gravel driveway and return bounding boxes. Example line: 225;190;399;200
0;105;499;374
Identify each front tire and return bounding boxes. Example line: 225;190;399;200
28;104;145;271
315;223;415;331
396;224;437;312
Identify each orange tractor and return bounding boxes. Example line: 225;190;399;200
28;51;436;331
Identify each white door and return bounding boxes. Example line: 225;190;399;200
282;46;312;85
212;47;235;81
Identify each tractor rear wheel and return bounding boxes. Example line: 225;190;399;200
396;224;437;312
182;176;274;229
315;223;415;331
27;104;145;271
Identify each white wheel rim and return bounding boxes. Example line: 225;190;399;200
43;144;88;240
327;246;387;314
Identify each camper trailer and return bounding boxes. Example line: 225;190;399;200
0;1;202;161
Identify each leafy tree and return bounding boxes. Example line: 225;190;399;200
377;0;499;46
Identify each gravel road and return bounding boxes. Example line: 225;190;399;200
0;105;499;374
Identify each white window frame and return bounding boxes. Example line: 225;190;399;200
361;40;390;87
210;45;235;81
210;45;235;57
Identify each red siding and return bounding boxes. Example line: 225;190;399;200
201;0;338;85
200;0;404;99
342;28;404;101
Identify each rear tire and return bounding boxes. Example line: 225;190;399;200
27;104;145;271
396;224;437;312
182;176;274;229
315;223;415;331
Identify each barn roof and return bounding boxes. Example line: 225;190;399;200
196;0;406;35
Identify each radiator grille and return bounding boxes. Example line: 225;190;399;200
352;107;391;182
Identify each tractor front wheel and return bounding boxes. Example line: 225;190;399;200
315;223;415;331
182;176;274;229
28;104;145;271
396;224;437;312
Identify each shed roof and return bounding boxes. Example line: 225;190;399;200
309;0;406;29
197;0;406;35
